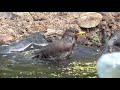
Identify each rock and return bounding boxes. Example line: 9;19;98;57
108;31;120;46
0;32;48;54
44;29;64;42
44;29;64;36
78;12;103;28
0;34;15;44
97;52;120;78
0;12;20;20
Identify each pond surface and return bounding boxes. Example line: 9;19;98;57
0;32;100;78
0;57;97;78
0;46;99;78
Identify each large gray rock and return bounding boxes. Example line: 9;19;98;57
97;52;120;78
0;32;48;54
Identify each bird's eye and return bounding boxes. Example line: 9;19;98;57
74;32;76;34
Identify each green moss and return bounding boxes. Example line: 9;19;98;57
90;32;101;45
52;61;97;78
0;60;97;78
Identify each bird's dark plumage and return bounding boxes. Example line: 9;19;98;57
33;29;85;61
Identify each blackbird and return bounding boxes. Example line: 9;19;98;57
33;29;85;61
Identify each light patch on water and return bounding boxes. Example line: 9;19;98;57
1;45;9;46
30;45;34;48
2;55;7;57
33;43;48;46
10;43;31;52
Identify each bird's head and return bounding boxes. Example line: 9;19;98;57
62;29;85;39
62;29;85;42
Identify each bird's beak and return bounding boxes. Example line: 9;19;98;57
76;31;85;35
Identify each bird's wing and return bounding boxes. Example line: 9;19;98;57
36;40;73;60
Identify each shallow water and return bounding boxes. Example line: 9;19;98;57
0;57;97;78
0;32;100;78
0;45;99;78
